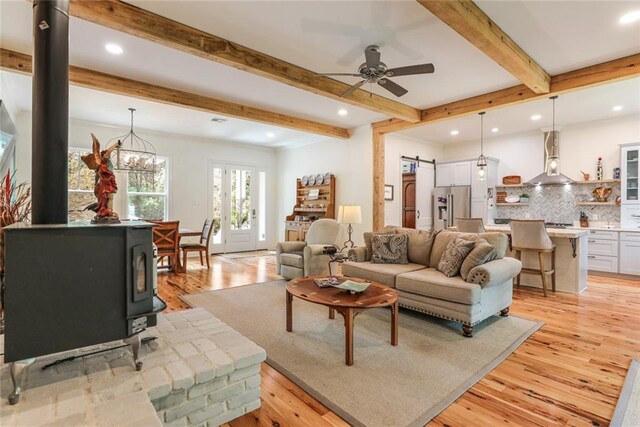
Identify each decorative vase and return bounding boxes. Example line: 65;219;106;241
580;218;589;228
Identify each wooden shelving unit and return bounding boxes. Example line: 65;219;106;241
576;201;617;206
496;179;620;188
285;175;336;241
496;203;529;206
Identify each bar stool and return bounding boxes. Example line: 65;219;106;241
510;220;556;297
456;217;486;233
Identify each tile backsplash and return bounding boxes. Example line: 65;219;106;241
495;182;620;224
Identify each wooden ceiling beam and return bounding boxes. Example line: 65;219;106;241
0;49;350;139
67;0;422;123
417;0;551;94
373;53;640;134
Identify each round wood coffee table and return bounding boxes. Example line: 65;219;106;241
286;276;398;366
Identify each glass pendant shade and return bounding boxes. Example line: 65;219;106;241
546;156;560;176
476;112;487;181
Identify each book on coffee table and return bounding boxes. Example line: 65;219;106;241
314;277;340;288
333;280;370;293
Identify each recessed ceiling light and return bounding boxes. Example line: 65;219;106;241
105;43;123;55
613;105;624;112
530;114;542;121
450;130;459;136
338;108;348;116
619;10;640;25
491;127;499;133
267;132;275;138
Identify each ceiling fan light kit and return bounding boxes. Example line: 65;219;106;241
320;45;435;98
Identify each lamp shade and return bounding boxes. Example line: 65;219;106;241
337;205;362;224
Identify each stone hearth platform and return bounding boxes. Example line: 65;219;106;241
0;308;266;426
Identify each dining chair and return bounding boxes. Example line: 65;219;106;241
150;220;180;272
456;217;486;233
180;219;214;270
510;220;556;297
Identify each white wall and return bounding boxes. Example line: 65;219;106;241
441;115;640;181
276;126;442;244
384;134;442;226
14;112;281;249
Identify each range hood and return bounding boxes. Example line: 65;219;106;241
526;131;573;185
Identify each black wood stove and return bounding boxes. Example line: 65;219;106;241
3;221;165;404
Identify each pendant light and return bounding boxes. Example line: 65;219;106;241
109;108;157;174
546;95;560;176
477;111;487;181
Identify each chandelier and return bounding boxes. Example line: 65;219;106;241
109;108;156;174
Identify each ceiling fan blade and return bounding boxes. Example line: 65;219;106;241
317;73;363;77
364;45;381;68
342;80;367;98
385;63;435;77
378;78;408;97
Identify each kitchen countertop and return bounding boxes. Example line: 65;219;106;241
482;225;589;238
568;226;640;232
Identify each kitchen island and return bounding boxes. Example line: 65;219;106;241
451;225;589;294
485;225;589;294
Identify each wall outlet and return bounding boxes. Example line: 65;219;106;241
525;213;531;219
592;214;599;221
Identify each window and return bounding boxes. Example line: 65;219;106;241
126;157;168;220
67;149;168;221
68;149;96;221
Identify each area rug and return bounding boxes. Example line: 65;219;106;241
611;360;640;427
218;250;275;259
182;281;542;427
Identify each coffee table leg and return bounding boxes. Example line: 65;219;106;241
329;307;335;319
286;290;293;332
344;309;355;366
390;301;398;346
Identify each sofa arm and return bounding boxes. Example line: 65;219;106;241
347;247;367;262
467;257;522;288
276;241;307;274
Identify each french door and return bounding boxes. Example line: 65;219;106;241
209;162;267;253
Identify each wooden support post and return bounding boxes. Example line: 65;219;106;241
372;129;385;231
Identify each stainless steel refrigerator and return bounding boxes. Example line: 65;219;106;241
433;186;471;231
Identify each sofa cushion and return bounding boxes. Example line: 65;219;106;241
393;228;437;266
460;238;495;280
437;238;475;277
372;234;409;264
280;252;303;268
396;268;482;305
341;261;425;287
429;230;508;268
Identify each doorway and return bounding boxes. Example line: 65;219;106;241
400;157;435;230
209;162;268;253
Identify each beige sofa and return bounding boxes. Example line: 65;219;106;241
342;227;522;337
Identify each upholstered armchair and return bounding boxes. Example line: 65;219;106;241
276;219;342;280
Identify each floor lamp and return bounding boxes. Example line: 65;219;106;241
338;205;362;250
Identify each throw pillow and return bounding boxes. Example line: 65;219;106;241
364;231;395;261
460;238;495;280
371;234;409;264
437;237;475;277
394;228;438;266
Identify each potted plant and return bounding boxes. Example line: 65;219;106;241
579;211;589;228
0;171;32;333
519;193;530;203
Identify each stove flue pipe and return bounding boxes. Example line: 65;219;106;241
31;0;69;224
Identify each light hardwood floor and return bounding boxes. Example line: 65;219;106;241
158;255;640;426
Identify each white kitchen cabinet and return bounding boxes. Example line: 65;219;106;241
453;162;471;186
436;163;454;187
587;230;619;273
619;231;640;275
621;205;640;229
621;143;639;204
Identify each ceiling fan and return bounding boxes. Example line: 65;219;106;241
319;45;435;98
